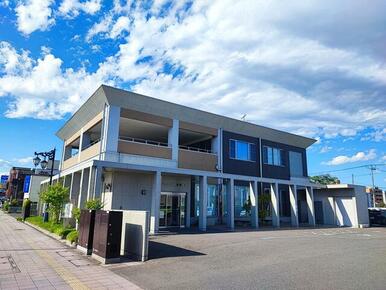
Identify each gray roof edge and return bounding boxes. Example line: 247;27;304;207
56;85;107;140
102;84;317;148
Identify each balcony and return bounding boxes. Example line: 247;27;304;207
62;155;78;170
80;140;101;162
118;137;172;159
178;148;217;172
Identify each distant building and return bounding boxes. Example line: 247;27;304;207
366;187;384;207
6;162;59;201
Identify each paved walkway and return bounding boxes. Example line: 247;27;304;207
0;211;141;290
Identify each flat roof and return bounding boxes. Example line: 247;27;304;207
56;84;317;148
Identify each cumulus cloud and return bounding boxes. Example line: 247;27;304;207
0;42;111;119
2;0;386;141
15;0;54;35
320;146;332;153
362;128;386;142
324;149;377;165
59;0;102;18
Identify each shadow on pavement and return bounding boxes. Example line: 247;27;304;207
148;241;205;260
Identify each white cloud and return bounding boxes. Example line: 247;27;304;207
320;146;332;153
2;0;386;142
382;155;386;161
324;149;377;166
59;0;102;18
15;0;54;35
362;128;386;142
0;42;111;119
13;157;33;165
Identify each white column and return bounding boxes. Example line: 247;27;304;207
211;128;222;170
93;166;103;199
102;105;120;155
289;184;299;227
168;119;179;162
199;175;207;231
226;178;235;229
150;171;161;234
86;166;94;201
250;180;258;228
271;182;280;227
70;172;81;206
78;168;89;209
185;190;191;228
306;186;316;226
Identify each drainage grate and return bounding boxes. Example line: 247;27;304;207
0;255;21;275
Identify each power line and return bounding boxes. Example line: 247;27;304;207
310;163;386;175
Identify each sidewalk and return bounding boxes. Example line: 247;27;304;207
0;211;141;290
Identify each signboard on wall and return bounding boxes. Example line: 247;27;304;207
23;175;31;193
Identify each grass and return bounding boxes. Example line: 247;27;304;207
66;230;78;244
25;216;75;239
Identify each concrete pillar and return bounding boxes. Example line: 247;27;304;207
199;176;208;231
185;189;191;228
271;182;280;227
226;178;235;230
168;119;179;162
289;184;299;227
150;171;161;234
93;167;103;199
86;166;94;201
211;128;222;170
306;186;316;226
78;168;89;209
250;180;258;228
102;105;120;154
70;172;81;206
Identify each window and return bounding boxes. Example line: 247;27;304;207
263;146;284;166
229;140;256;161
289;151;303;177
235;185;250;218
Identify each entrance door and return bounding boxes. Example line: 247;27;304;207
314;201;324;225
159;192;186;228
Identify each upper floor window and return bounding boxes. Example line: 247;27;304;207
263;146;284;166
229;140;256;162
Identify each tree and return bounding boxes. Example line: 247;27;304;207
310;174;340;185
258;192;271;225
40;184;69;223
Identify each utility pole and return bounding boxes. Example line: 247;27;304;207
351;174;354;185
369;165;376;207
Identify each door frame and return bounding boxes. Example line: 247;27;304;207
159;192;187;228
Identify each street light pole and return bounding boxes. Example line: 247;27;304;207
33;148;56;222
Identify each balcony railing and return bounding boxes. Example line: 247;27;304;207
119;136;169;147
179;145;213;154
82;138;100;151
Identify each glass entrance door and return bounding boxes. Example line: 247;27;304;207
159;192;186;228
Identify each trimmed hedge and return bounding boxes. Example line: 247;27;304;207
25;216;75;239
66;230;78;244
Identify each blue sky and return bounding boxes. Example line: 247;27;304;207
0;0;385;189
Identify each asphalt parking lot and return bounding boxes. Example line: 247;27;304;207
111;227;386;290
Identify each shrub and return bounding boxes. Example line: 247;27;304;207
22;198;31;209
85;199;103;210
66;230;78;244
3;201;9;212
72;207;81;223
55;227;75;239
10;199;18;206
40;184;69;223
16;217;23;222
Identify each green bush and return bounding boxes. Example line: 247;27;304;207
66;230;78;244
72;207;81;223
22;198;31;209
25;216;74;238
3;201;9;211
55;227;75;239
85;198;103;210
10;199;18;206
16;217;23;222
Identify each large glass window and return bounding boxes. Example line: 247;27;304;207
234;185;251;218
263;146;284;166
229;140;256;161
207;185;218;217
195;183;219;217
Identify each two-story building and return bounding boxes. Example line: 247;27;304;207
41;85;368;232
